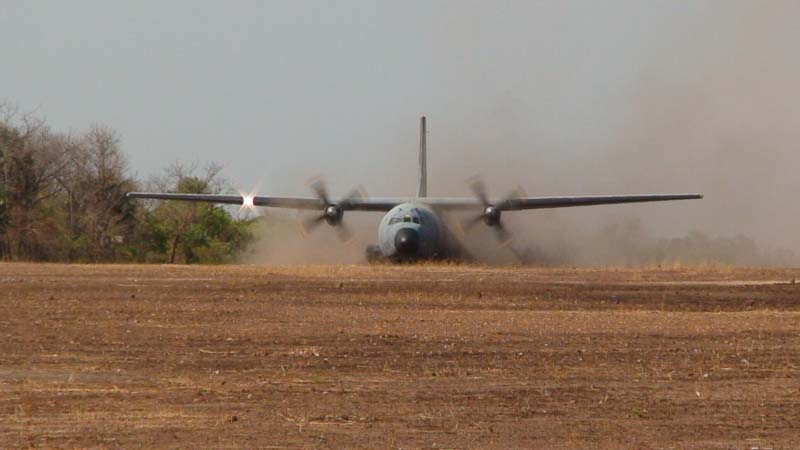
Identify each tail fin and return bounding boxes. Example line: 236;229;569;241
417;116;427;198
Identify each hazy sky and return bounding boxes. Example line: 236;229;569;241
3;1;800;251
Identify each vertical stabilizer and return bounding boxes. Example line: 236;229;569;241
417;116;427;198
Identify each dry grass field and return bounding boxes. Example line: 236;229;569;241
1;263;799;449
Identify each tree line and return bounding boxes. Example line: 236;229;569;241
0;105;254;263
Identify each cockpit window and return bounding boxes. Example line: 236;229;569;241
389;213;424;226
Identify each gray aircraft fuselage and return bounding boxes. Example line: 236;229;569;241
377;203;443;260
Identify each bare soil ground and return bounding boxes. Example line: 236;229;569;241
1;263;799;449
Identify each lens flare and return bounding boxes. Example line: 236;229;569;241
242;193;255;208
238;190;257;214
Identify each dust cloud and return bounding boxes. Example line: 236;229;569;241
239;210;381;265
243;3;800;266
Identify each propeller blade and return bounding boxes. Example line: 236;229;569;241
494;222;513;246
336;222;353;243
307;176;330;205
463;175;490;232
461;214;485;233
466;175;489;206
498;185;527;210
299;214;327;237
338;185;367;209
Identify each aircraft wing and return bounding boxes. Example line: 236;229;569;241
493;193;704;211
413;194;703;211
127;192;702;212
126;192;409;211
126;192;324;210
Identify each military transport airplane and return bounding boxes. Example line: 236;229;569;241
127;117;702;262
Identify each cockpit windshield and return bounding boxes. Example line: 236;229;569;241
388;212;424;226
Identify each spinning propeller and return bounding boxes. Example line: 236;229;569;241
461;175;526;246
299;177;366;242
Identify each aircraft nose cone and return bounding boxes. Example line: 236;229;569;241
394;228;419;256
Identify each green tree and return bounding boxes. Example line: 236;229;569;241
145;163;254;264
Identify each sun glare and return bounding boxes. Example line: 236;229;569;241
238;190;257;214
242;194;255;208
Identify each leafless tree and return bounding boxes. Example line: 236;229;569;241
55;125;137;260
0;104;74;260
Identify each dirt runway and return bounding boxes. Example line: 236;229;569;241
1;263;799;449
